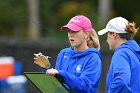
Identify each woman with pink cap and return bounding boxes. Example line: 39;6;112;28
34;15;102;93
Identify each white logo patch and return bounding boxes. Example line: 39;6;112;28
76;65;81;73
64;56;69;58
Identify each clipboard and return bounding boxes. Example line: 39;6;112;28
24;72;69;93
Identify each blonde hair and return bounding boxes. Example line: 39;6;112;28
87;29;100;50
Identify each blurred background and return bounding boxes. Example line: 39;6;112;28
0;0;140;93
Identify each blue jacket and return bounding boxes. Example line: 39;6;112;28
106;40;140;93
55;46;102;93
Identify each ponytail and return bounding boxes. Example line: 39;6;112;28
125;22;138;38
87;29;100;50
119;22;139;40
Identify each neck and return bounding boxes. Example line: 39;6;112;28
74;45;89;51
115;38;127;49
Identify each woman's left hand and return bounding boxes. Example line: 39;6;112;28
46;68;59;76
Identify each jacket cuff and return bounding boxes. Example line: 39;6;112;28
58;70;65;78
41;65;53;72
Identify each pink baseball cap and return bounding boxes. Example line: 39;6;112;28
61;15;92;32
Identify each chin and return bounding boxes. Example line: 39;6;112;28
109;47;115;51
109;47;112;50
70;42;76;46
70;43;76;47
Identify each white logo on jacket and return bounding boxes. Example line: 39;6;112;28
64;56;69;58
76;65;81;73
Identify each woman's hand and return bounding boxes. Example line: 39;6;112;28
46;68;59;76
34;53;50;68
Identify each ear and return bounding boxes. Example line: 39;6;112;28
112;32;117;39
84;31;90;38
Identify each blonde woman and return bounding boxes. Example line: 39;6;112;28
34;15;102;93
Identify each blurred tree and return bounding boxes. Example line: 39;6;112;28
98;0;112;22
28;0;40;39
0;0;27;37
0;0;139;44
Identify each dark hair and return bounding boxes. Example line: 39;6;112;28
118;22;139;40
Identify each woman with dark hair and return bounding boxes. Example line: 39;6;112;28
98;17;140;93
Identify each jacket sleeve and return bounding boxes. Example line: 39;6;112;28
41;65;53;72
108;53;131;93
58;54;102;92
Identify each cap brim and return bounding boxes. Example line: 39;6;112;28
61;24;82;31
98;29;109;35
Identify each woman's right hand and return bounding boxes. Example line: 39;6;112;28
34;53;51;68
